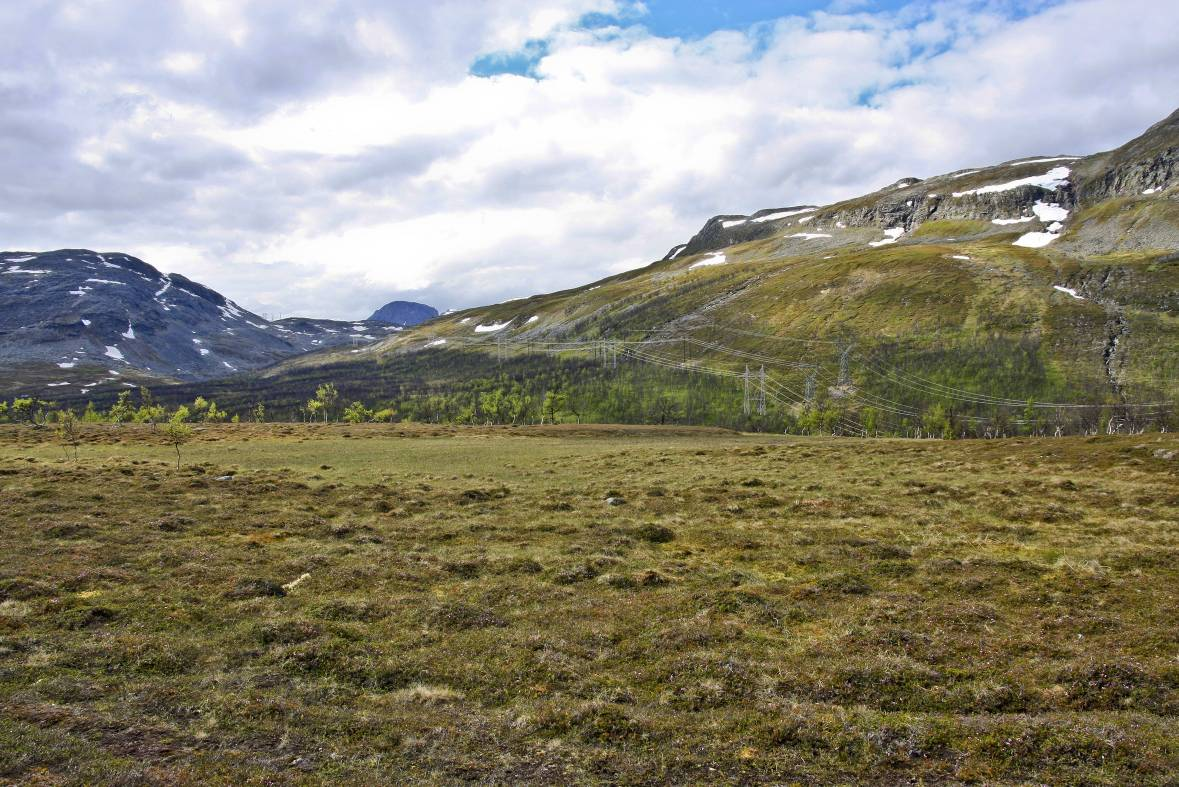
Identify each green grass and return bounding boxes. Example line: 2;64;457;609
257;232;1175;416
910;219;992;238
2;423;1178;783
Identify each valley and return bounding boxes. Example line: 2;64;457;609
5;3;1178;785
9;111;1175;436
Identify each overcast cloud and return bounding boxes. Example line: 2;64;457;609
1;0;1177;319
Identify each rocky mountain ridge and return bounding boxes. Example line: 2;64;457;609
0;250;404;396
665;107;1179;262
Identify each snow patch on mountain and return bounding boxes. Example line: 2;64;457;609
1032;201;1069;222
220;301;246;319
689;252;727;269
869;228;905;247
753;208;815;223
1014;230;1062;248
1014;157;1079;165
953;167;1071;197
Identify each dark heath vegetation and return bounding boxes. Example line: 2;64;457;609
1;423;1177;783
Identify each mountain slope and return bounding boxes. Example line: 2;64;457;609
200;108;1179;431
0;250;402;396
40;109;1179;433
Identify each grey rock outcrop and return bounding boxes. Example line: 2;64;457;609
668;206;820;259
666;107;1179;259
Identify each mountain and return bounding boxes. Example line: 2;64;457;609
368;300;438;326
0;250;403;396
166;107;1176;430
33;109;1179;432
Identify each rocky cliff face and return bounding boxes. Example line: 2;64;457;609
0;250;401;396
1075;107;1179;202
668;206;821;260
670;108;1178;259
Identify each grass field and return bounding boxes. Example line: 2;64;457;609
2;424;1178;784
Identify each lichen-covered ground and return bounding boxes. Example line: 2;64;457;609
1;424;1177;784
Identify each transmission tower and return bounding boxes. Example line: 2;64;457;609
805;372;816;405
743;365;751;416
757;365;767;416
838;343;855;387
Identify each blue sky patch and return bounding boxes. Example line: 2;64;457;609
629;1;904;39
469;1;1067;79
470;39;551;79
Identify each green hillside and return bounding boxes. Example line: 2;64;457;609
48;111;1179;436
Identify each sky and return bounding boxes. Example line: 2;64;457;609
1;0;1177;320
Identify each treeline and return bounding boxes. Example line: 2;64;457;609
9;344;1175;437
0;390;261;426
278;362;1178;437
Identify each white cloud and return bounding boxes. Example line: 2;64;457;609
0;0;1177;318
162;52;207;75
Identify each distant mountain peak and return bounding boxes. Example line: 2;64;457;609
0;249;406;396
368;300;438;326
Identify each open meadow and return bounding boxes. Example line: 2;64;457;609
1;424;1177;784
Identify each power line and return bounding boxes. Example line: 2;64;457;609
416;322;1173;428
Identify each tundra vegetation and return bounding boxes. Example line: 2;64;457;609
0;422;1176;783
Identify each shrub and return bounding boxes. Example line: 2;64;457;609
225;578;286;599
427;602;506;630
635;523;675;543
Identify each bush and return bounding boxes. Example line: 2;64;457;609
256;620;322;645
635;523;675;543
225;578;286;599
427;602;506;630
